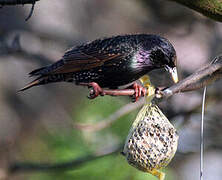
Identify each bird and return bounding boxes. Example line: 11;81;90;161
122;75;179;180
20;34;178;99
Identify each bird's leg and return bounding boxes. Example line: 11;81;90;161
128;75;153;102
88;82;104;99
78;82;138;100
128;75;155;102
78;82;104;99
147;169;165;180
130;82;147;102
77;77;153;102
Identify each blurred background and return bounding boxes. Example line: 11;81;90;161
0;0;222;179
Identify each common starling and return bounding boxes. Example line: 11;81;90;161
122;75;179;180
20;34;178;98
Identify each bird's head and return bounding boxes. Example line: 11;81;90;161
147;37;178;83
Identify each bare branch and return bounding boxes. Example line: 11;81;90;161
73;99;144;132
168;0;222;22
158;55;222;98
25;2;35;21
0;0;39;21
0;0;39;5
9;145;121;173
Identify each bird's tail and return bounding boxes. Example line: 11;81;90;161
19;60;67;91
19;65;50;92
19;76;46;92
29;66;48;76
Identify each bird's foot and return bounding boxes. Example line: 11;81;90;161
88;82;105;99
78;81;148;102
130;82;147;102
79;82;104;99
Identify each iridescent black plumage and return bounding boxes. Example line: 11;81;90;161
20;34;177;91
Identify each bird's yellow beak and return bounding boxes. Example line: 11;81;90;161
166;66;178;83
169;67;178;83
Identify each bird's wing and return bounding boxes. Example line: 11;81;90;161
51;47;123;74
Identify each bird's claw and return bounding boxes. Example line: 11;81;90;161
87;82;104;99
131;83;147;102
79;82;147;101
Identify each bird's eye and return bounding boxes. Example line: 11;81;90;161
150;49;165;67
153;49;164;59
167;54;177;68
172;55;177;67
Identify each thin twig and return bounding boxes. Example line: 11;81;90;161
25;2;35;21
9;145;122;173
0;0;39;21
75;91;222;132
0;0;39;5
73;99;144;132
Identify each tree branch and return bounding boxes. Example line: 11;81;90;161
158;55;222;98
0;0;39;5
9;145;121;173
25;2;35;21
168;0;222;22
0;0;40;21
73;99;144;132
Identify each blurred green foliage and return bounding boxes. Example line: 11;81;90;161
20;96;175;180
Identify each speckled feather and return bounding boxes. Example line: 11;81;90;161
20;34;177;91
